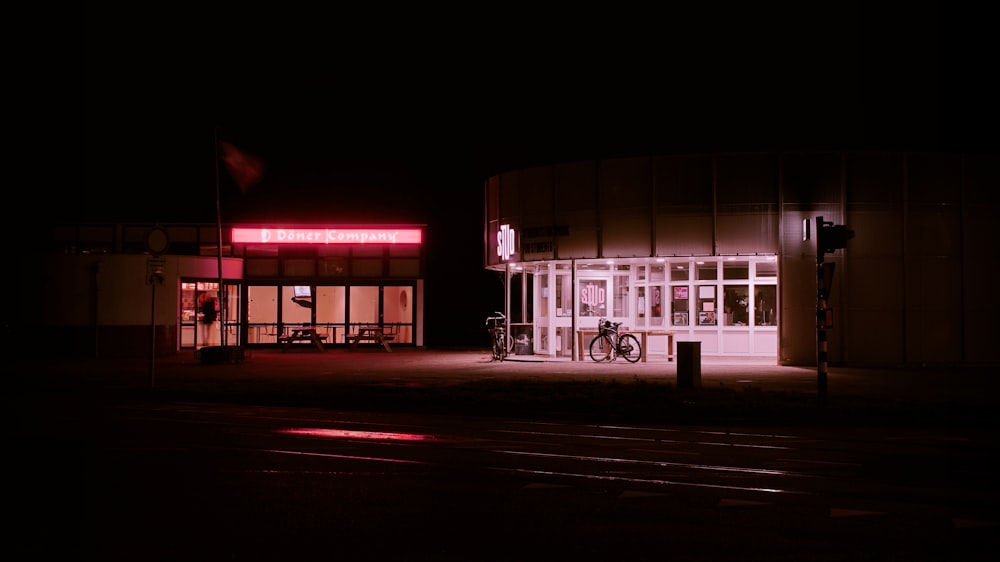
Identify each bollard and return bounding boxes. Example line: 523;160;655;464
677;341;701;389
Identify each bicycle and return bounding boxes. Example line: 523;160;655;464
485;312;513;361
589;318;642;363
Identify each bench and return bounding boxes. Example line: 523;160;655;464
576;329;674;362
277;334;328;344
347;327;393;352
278;328;327;352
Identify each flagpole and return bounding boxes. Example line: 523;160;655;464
213;127;226;348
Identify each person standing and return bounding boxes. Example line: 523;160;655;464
199;292;218;347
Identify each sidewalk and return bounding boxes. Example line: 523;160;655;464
13;347;1000;427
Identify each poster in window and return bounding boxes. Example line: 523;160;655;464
698;311;717;325
672;312;689;325
651;286;661;318
579;280;607;317
673;286;688;300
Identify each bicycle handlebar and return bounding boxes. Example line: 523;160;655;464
597;318;621;327
485;312;507;328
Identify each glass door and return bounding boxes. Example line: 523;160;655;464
181;281;221;349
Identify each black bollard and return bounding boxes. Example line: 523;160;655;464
677;341;701;389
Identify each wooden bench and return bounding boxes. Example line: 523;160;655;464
577;329;674;362
347;327;393;352
640;330;676;362
278;328;327;352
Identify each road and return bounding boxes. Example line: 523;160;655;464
11;396;999;561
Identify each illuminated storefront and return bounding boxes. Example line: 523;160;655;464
228;226;424;350
28;223;425;356
485;151;996;366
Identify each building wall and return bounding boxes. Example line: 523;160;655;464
23;254;243;357
485;151;998;366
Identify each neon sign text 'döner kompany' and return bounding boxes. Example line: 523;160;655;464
231;228;422;245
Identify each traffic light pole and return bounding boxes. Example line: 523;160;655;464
814;215;852;408
816;253;828;407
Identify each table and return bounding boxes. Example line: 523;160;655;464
348;326;393;352
576;329;674;362
278;326;327;352
639;330;676;362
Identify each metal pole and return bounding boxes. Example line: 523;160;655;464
213;128;226;348
817;253;828;407
149;280;156;388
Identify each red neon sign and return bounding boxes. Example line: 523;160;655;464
232;227;422;245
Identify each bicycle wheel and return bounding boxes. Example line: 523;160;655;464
492;332;504;361
589;335;613;362
617;333;642;363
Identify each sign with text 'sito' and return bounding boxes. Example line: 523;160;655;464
497;224;516;261
231;228;422;245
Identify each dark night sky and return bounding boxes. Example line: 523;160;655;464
10;3;994;345
16;2;993;227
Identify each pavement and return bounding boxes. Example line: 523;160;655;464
11;346;1000;428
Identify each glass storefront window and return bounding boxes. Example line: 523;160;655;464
556;273;572;316
538;273;549;318
315;286;347;342
723;285;750;326
246;285;278;344
319;257;348;276
613;273;629;317
696;262;717;280
724;260;749;280
579;279;607;317
282;286;313;326
696;285;717;325
349;286;380;326
650;285;664;327
649;265;665;282
180;281;232;348
671;264;689;281
382;285;414;344
671;285;689;326
284;258;316;277
636;286;646;327
756;259;778;278
754;285;777;326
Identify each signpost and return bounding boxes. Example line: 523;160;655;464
146;257;167;388
814;216;854;406
145;230;169;388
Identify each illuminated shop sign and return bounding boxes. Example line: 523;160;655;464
231;228;422;245
497;224;516;261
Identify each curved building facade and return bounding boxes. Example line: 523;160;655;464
484;151;997;366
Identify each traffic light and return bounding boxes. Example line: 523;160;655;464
816;217;855;255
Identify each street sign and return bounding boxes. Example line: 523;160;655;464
147;257;166;285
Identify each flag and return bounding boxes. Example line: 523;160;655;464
220;141;266;193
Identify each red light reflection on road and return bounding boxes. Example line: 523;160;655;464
281;428;433;441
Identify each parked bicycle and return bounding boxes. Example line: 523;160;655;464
589;318;642;363
485;311;513;361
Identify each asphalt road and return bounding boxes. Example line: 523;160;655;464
11;397;999;561
9;349;1000;561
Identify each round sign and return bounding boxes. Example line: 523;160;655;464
145;227;170;255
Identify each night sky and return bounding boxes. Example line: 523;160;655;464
11;3;994;346
19;2;993;225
